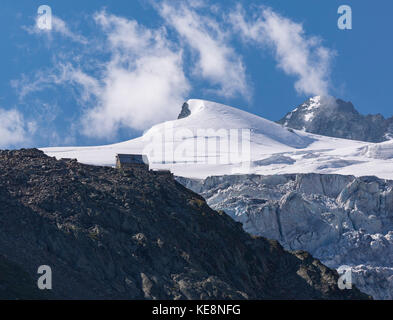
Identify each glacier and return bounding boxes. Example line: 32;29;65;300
177;173;393;300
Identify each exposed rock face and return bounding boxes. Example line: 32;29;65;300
278;96;393;142
0;254;52;299
178;173;393;299
177;102;191;119
0;149;368;300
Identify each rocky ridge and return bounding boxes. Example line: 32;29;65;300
278;96;393;142
0;149;369;299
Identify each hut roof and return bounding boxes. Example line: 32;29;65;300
116;154;148;165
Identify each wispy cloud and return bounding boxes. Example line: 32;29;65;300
11;63;98;102
24;15;87;44
19;10;191;140
157;1;250;99
230;5;334;96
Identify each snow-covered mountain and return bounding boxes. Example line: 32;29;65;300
278;96;393;142
43;98;393;180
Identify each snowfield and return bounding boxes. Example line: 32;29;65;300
42;98;393;180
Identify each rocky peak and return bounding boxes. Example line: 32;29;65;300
177;102;191;119
278;96;393;142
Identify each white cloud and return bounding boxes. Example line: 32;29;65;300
230;6;334;96
158;1;250;98
18;11;191;140
0;108;35;147
51;16;87;44
77;11;190;138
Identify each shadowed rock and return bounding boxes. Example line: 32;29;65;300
177;102;191;119
278;96;393;142
0;149;369;300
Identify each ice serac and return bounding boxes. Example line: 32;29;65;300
278;96;393;142
177;173;393;300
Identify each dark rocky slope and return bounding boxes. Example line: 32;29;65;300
0;149;369;299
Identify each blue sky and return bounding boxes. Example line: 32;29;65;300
0;0;392;148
